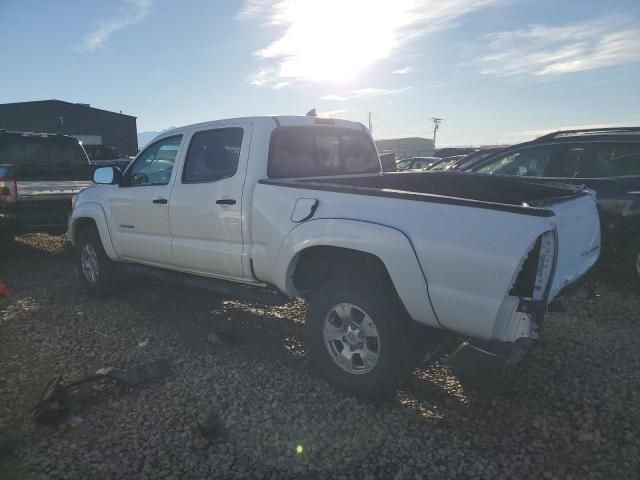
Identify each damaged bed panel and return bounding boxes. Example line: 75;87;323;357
253;171;600;342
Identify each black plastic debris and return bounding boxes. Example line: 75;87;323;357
32;360;172;425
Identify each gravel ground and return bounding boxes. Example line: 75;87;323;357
1;234;639;479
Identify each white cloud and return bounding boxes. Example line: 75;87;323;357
476;17;640;77
77;0;152;52
241;0;500;86
320;87;411;102
392;66;416;74
236;0;272;20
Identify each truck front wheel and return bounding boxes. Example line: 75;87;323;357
306;276;416;399
76;228;116;296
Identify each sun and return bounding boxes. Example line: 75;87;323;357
257;0;415;83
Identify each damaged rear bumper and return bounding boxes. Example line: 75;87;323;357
445;299;544;375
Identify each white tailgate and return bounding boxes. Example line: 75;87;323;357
548;191;600;300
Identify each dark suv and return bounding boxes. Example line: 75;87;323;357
467;127;640;281
0;131;92;245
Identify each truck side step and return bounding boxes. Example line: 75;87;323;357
117;263;290;306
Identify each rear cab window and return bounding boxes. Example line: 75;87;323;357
268;126;380;178
0;134;88;167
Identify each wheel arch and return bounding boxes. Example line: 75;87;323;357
69;203;119;260
276;218;439;328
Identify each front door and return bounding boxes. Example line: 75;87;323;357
168;125;249;279
109;134;183;265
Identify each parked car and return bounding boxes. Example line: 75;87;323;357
428;155;467;171
396;156;441;171
68;115;600;398
433;147;477;158
446;146;509;171
84;144;132;170
467;127;640;281
0;131;92;245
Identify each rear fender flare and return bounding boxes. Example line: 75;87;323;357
276;218;439;328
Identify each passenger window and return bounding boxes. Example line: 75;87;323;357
591;143;640;176
126;135;182;186
182;128;244;183
476;145;552;177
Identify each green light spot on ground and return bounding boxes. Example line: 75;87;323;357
296;444;303;454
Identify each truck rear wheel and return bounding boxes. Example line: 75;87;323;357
76;228;116;296
306;276;416;399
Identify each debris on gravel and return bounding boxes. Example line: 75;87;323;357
1;234;639;479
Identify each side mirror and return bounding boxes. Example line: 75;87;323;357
93;166;122;185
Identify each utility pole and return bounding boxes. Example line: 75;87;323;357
430;117;443;147
368;111;372;136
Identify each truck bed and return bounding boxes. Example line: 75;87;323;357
261;171;587;217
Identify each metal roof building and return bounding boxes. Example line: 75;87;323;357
0;99;138;155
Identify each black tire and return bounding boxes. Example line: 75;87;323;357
306;276;417;400
626;237;640;285
76;228;116;296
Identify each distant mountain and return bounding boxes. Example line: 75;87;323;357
137;128;175;149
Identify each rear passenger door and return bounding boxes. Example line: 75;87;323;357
168;124;250;279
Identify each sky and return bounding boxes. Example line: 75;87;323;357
1;0;639;146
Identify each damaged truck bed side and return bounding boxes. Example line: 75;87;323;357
68;116;600;399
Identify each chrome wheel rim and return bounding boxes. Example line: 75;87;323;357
322;302;380;375
81;243;100;284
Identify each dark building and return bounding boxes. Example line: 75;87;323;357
0;99;138;155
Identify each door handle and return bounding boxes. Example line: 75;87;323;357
216;199;236;205
153;198;168;204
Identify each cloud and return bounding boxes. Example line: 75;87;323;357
236;0;272;20
320;87;411;102
476;16;640;77
77;0;152;52
392;66;416;74
241;0;500;87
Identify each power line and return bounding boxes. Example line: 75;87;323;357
370;113;415;136
370;123;405;138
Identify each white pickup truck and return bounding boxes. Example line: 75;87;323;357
69;115;601;398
